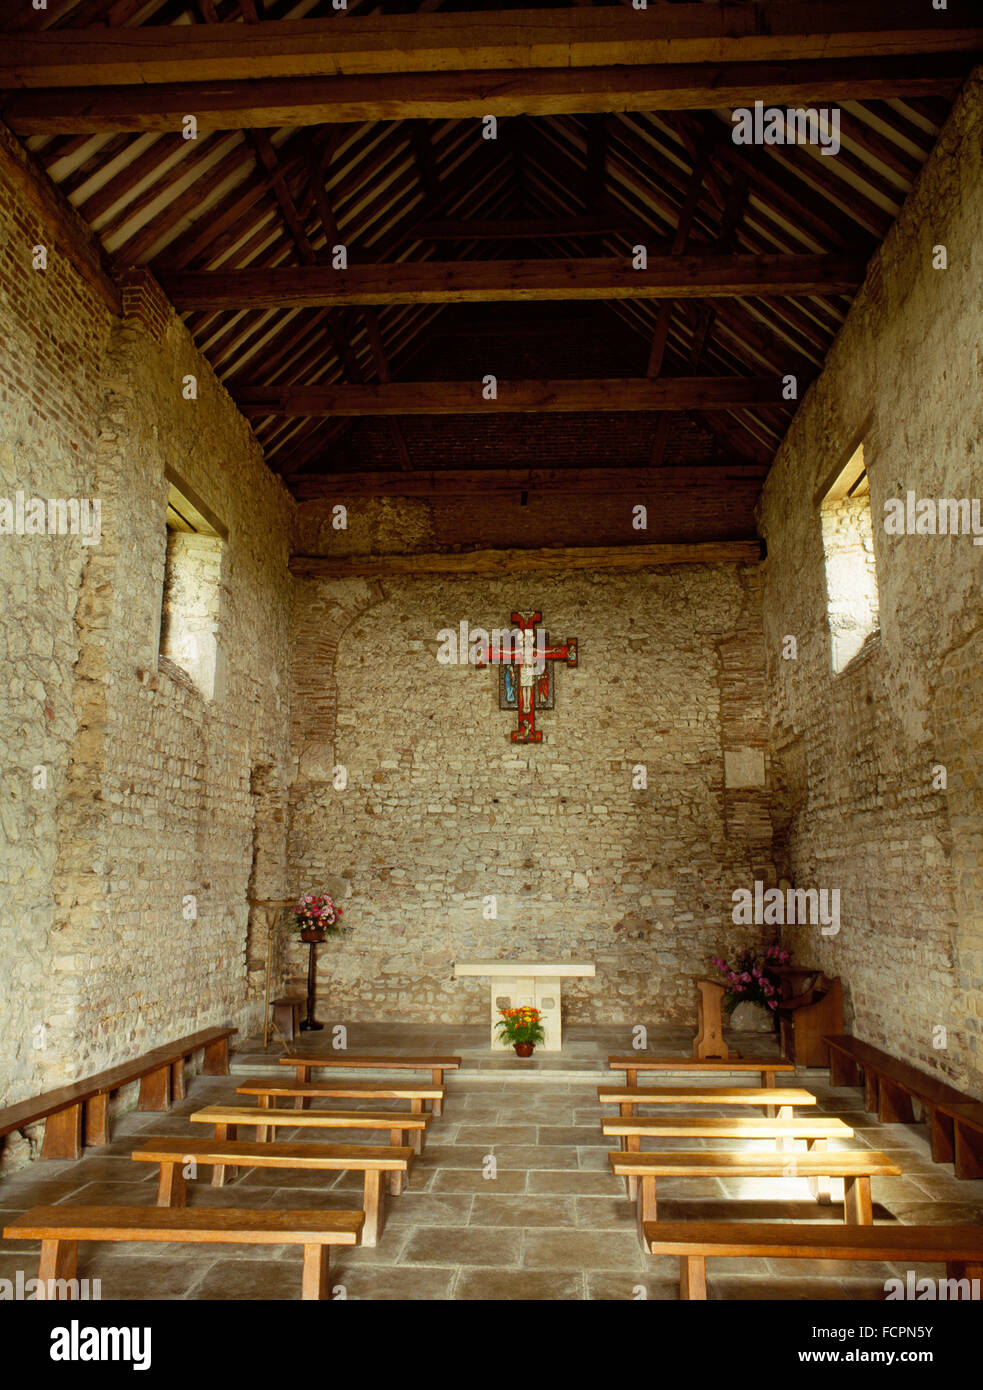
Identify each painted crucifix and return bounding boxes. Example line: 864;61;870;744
475;611;578;744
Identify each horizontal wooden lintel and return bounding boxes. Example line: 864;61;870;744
289;541;762;578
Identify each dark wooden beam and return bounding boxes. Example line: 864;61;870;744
289;540;763;579
159;255;864;310
413;215;641;241
1;56;970;134
2;7;977;89
235;376;793;417
288;464;767;499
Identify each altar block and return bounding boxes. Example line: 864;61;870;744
454;960;595;1051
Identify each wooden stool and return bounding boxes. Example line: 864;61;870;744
271;997;304;1042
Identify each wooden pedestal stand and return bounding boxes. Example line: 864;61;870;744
693;978;730;1060
299;930;326;1033
249;898;295;1050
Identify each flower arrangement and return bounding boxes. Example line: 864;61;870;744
293;893;344;936
495;1006;546;1048
710;942;790;1012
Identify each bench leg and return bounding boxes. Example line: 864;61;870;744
171;1058;186;1102
619;1102;635;1118
138;1065;171;1112
807;1137;832;1204
361;1169;384;1247
212;1123;238;1186
409;1127;423;1156
255;1094;272;1145
680;1254;707;1301
878;1079;914;1125
38;1239;78;1299
635;1175;657;1249
862;1068;878;1115
41;1105;83;1160
431;1070;443;1116
389;1167;405;1196
777;1105;792;1121
157;1161;188;1207
294;1065;310;1110
843;1175;872;1225
829;1051;859;1089
202;1036;230;1076
624;1134;640;1200
954;1122;983;1180
301;1245;331;1301
929;1108;955;1166
84;1093;110;1148
625;1069;638;1088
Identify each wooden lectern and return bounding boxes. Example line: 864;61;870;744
693;978;730;1060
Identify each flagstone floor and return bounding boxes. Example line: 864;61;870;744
2;1025;981;1301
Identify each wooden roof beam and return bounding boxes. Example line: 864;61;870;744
159;254;865;309
234;376;795;418
1;56;971;135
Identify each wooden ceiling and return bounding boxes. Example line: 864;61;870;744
1;1;980;501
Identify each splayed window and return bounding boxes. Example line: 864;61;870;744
820;442;880;674
159;475;226;700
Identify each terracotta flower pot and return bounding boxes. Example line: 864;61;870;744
513;1042;535;1057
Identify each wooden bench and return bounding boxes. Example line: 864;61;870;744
601;1115;855;1201
3;1205;363;1300
189;1104;432;1159
608;1057;795;1089
0;1026;236;1161
281;1055;461;1117
643;1221;983;1300
774;969;843;1067
131;1136;412;1246
825;1034;983;1179
597;1085;818;1120
609;1149;903;1246
238;1077;444;1118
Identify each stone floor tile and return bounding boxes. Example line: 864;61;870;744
528;1170;622;1196
454;1268;584;1301
81;1251;211;1300
399;1227;523;1267
431;1169;527;1194
380;1193;475;1227
491;1145;581;1171
451;1124;539;1145
586;1271;678;1301
468;1195;578;1228
331;1263;456;1300
538;1126;610;1147
190;1256;299;1300
523;1228;647;1272
572;1197;636;1230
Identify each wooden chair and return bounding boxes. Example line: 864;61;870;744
609;1148;903;1245
271;997;304;1043
643;1221;983;1300
3;1206;363;1300
0;1026;236;1161
131;1136;413;1245
773;970;843;1067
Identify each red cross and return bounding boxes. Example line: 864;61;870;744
475;611;578;744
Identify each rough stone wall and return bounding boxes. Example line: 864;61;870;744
0;177;114;1125
288;562;772;1025
759;71;983;1093
0;174;294;1168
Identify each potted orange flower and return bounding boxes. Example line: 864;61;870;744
495;1006;546;1057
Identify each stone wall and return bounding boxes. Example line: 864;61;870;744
287;561;773;1025
759;71;983;1094
0;176;294;1169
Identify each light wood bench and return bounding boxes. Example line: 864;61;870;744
608;1057;795;1088
601;1116;855;1201
597;1085;818;1121
3;1205;362;1300
825;1034;983;1179
189;1104;432;1160
0;1026;236;1161
609;1149;902;1246
643;1221;983;1300
130;1136;412;1246
281;1055;461;1116
237;1077;444;1119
